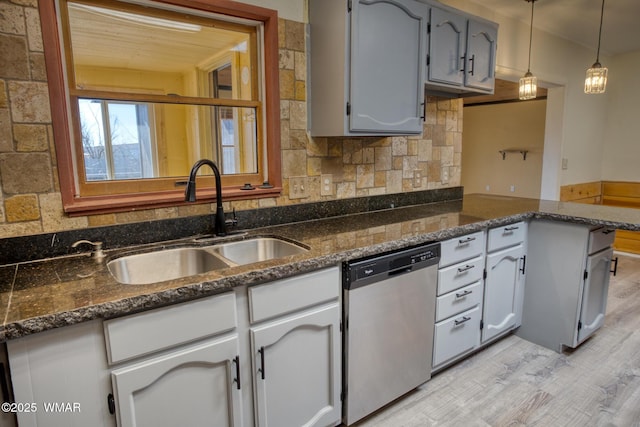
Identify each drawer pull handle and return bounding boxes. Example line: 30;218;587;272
610;257;619;276
457;265;475;273
504;226;519;232
455;290;472;299
458;237;476;245
454;316;471;326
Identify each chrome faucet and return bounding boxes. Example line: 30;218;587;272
185;159;227;236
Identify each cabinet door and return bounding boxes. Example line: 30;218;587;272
111;336;243;427
350;0;428;133
464;18;497;91
482;244;525;343
428;5;466;86
577;248;613;344
251;303;341;427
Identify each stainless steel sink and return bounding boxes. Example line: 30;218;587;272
107;237;309;285
108;247;231;285
212;237;309;265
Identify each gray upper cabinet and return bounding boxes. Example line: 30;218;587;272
425;2;498;95
465;18;498;91
309;0;429;136
427;5;466;87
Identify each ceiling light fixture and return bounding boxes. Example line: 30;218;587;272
585;0;608;94
519;0;537;100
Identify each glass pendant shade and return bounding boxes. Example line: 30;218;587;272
585;0;608;94
519;72;537;100
585;64;608;94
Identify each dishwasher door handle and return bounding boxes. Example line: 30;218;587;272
387;266;414;277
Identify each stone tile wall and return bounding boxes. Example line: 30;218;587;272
0;3;462;239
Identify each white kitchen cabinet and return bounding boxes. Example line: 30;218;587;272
482;243;526;343
517;221;615;352
105;292;243;427
309;0;429;136
424;2;497;95
433;231;485;371
482;222;527;344
251;304;341;427
111;336;243;427
248;267;341;427
7;320;114;427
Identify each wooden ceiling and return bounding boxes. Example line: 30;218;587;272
68;3;250;74
463;79;548;106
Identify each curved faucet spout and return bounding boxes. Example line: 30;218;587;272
185;159;227;236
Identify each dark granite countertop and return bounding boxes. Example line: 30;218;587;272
2;194;639;342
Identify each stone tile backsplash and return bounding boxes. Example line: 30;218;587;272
0;3;462;238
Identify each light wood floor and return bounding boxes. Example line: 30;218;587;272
355;254;640;427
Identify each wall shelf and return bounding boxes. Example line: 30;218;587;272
499;149;528;160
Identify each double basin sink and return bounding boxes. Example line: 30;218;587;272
107;237;309;285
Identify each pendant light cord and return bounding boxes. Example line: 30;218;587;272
595;0;605;63
527;0;535;73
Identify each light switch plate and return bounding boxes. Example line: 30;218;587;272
289;176;310;199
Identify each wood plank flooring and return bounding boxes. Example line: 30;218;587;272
354;254;640;427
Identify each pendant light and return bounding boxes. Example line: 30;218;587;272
585;0;608;94
519;0;537;100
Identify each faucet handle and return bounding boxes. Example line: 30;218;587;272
225;208;238;228
72;240;106;261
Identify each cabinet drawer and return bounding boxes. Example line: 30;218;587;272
440;231;485;267
588;227;616;254
437;255;484;296
433;306;481;368
487;221;526;252
104;292;236;365
436;281;483;322
248;267;340;324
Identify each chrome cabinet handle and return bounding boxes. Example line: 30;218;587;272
454;316;471;326
455;290;472;299
458;236;476;245
457;264;475;273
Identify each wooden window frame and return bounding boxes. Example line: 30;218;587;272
40;0;282;215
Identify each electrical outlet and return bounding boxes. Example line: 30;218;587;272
510;185;516;192
485;185;491;192
562;158;569;170
289;176;310;199
321;174;333;196
413;170;422;188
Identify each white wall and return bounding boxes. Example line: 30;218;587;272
601;51;640;181
440;0;611;189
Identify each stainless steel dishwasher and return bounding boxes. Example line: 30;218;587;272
342;242;440;425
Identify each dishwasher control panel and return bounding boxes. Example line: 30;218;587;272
344;243;440;289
